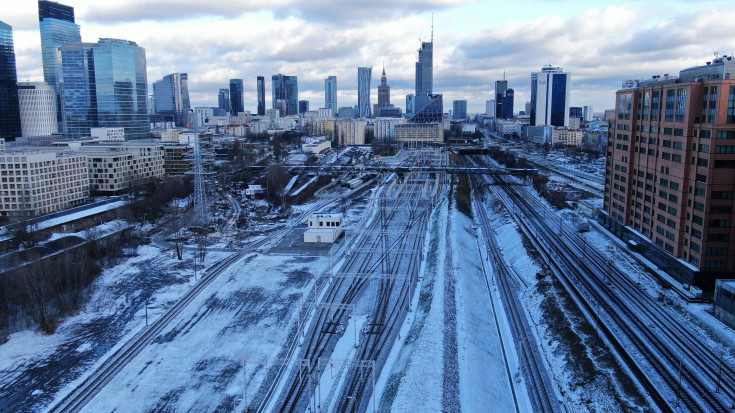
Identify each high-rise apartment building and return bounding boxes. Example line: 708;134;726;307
0;20;22;141
57;38;150;140
453;100;467;120
218;88;230;114
325;76;337;115
272;74;298;116
257;76;266;116
531;65;570;127
358;67;372;118
153;73;190;126
18;82;58;137
604;56;735;288
378;65;390;110
38;0;81;91
229;79;244;115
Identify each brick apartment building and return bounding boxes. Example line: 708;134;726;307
603;56;735;290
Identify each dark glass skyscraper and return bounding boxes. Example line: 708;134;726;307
298;100;309;114
0;20;22;141
229;79;244;115
218;88;230;114
357;66;372;118
153;73;190;126
272;74;298;116
57;38;150;139
453;100;467;120
412;28;442;122
38;0;81;91
325;75;337;115
257;76;265;116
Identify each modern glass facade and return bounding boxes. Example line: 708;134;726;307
229;79;244;115
325;76;337;115
298;100;309;114
39;0;81;91
257;76;265;116
410;93;442;123
531;66;570;127
453;100;467;120
0;20;22;141
153;73;190;126
272;74;298;116
357;66;372;118
57;39;150;140
414;38;434;115
218;88;230;114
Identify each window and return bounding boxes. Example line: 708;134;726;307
705;261;727;269
728;86;735;123
717;131;735;139
712;191;734;200
705;247;729;256
715;145;735;154
691;242;700;252
709;219;732;228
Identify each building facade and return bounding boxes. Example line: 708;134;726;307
272;74;298;116
229;79;244;115
153;73;190;126
80;141;164;193
495;80;515;119
378;65;390;109
0;20;21;141
18;82;58;137
325;75;337;115
604;56;735;288
218;88;230;114
531;65;570;127
38;0;81;91
358;67;372;118
453;100;467;120
395;123;443;145
257;76;265;116
57;38;150;140
486;99;495;116
0;150;88;217
336;119;365;146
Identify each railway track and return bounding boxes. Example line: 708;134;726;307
259;150;443;412
470;152;735;412
471;175;561;413
48;252;244;413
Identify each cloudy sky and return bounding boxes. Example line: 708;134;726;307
5;0;735;114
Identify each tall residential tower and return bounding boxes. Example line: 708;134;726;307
357;67;372;118
325;75;337;115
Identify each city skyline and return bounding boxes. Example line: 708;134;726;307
3;0;735;114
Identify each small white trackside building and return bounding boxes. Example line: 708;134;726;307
304;213;343;243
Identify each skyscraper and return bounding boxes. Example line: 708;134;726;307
218;88;230;114
378;64;391;110
299;100;309;114
257;76;265;116
406;94;415;114
38;0;81;91
57;38;150;140
453;100;467;120
411;27;442;123
272;74;298;116
0;20;22;141
229;79;244;115
18;82;58;137
325;76;337;115
357;67;372;118
486;99;495;116
153;73;190;126
531;65;570;127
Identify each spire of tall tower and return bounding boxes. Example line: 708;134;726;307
431;13;434;43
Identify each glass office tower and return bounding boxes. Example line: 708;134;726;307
229;79;244;115
0;20;22;140
57;38;150;140
39;0;81;90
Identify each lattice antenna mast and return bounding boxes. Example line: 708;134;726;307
186;133;214;227
193;134;206;226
